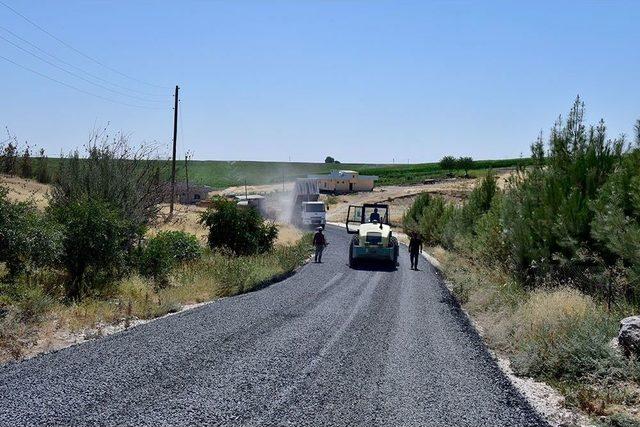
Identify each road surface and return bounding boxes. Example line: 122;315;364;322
0;226;546;426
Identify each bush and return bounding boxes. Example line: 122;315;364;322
51;132;166;234
15;285;53;323
139;231;201;285
50;199;133;298
0;187;62;277
200;197;278;255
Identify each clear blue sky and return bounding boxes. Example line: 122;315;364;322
2;0;639;163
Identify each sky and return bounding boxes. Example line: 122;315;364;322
1;0;639;163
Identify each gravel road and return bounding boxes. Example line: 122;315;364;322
0;226;547;426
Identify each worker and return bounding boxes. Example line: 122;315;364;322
313;226;328;263
369;208;381;223
409;234;423;270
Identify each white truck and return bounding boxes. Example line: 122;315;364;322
301;201;326;229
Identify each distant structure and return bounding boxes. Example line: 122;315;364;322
168;182;211;205
307;170;378;194
234;194;266;211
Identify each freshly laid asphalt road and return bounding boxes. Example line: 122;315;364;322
0;226;547;426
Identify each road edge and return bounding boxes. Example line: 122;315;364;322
2;248;314;368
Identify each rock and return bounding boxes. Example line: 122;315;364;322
618;315;640;357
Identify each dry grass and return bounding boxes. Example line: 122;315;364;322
0;175;50;209
436;247;640;423
510;289;595;345
1;236;312;364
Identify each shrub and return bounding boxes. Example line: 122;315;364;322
15;285;53;323
200;197;278;255
0;187;62;277
326;195;339;205
509;289;625;382
139;231;201;285
50;132;166;234
50;198;133;298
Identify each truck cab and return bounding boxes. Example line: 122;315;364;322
301;201;326;228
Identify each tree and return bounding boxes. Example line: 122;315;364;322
35;148;51;184
1;142;18;175
457;156;474;177
439;156;457;173
200;197;278;255
19;146;32;179
325;156;335;164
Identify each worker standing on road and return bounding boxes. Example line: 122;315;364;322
313;227;328;263
409;234;423;270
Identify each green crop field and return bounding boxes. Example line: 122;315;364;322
45;157;532;189
173;158;531;188
178;161;383;188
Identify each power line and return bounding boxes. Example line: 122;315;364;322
0;24;169;100
0;54;166;110
0;0;171;91
0;34;166;104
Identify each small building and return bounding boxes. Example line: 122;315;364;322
307;170;378;194
234;194;266;210
170;182;211;205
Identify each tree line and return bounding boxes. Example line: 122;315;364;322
405;97;640;308
1;131;51;184
439;155;474;177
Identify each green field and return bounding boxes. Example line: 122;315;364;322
358;157;533;185
171;158;532;188
178;161;383;188
47;157;532;189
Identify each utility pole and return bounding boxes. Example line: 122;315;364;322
184;151;190;198
169;85;179;217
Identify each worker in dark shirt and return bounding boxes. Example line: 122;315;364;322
313;227;328;263
369;208;381;223
408;234;423;270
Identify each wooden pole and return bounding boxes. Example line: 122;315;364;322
169;85;179;216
